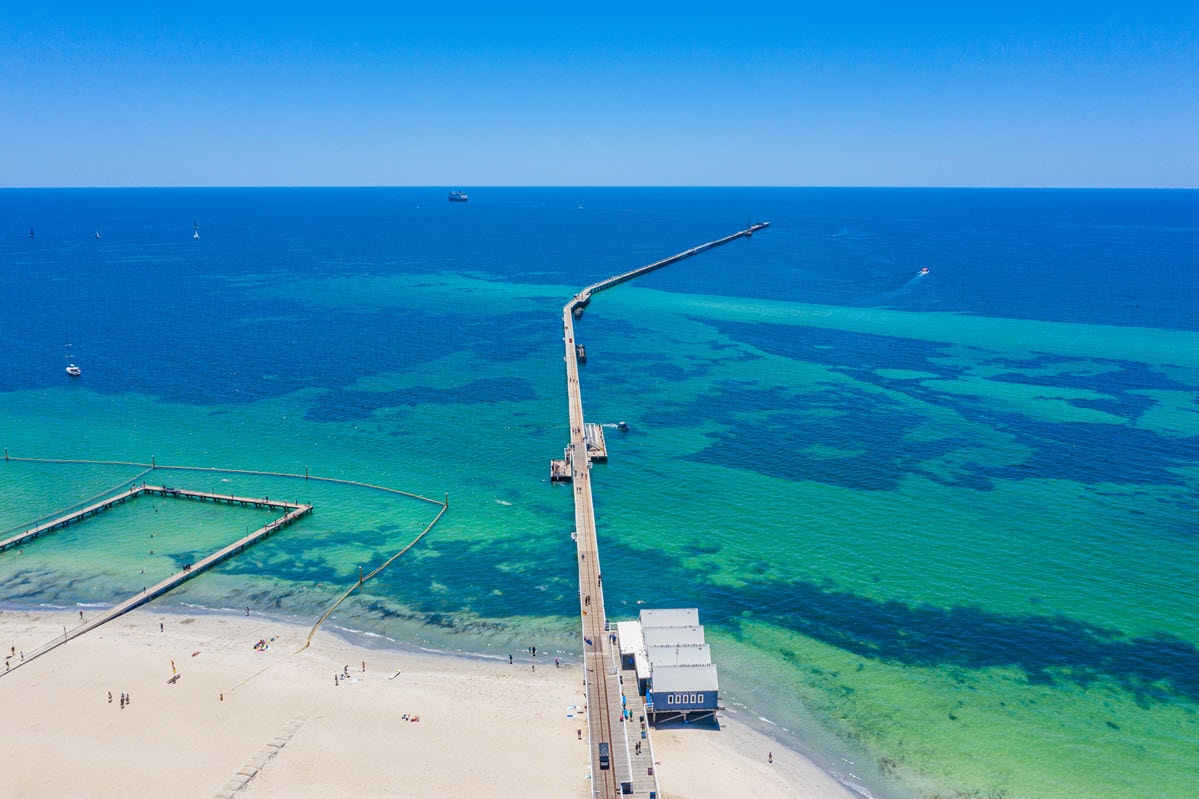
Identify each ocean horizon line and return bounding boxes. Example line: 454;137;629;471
3;184;1197;191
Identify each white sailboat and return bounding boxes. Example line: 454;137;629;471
193;221;200;239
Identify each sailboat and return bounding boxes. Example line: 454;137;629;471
95;230;101;239
193;221;200;239
65;340;82;377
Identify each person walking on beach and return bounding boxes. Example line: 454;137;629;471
768;752;773;764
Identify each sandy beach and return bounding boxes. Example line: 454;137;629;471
0;606;857;798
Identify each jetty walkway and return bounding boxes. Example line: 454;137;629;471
1;485;311;671
562;223;767;798
571;222;770;319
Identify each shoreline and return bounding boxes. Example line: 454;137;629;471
0;602;860;798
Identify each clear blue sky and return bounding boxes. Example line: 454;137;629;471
2;2;1196;187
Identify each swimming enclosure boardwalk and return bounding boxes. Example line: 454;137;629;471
1;485;311;671
0;484;308;553
562;223;768;798
0;484;144;552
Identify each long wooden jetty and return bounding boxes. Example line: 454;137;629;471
562;223;767;798
571;222;770;318
0;485;312;671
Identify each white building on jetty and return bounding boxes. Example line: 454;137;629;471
616;608;719;723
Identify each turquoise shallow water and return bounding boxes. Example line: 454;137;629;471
2;188;1198;798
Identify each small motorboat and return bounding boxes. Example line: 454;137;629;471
65;339;82;376
919;267;930;275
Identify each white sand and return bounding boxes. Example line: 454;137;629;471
0;607;857;798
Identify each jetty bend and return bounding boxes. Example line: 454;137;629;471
561;222;768;799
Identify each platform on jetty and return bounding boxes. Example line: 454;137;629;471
0;485;312;671
584;423;608;462
559;222;768;798
550;448;573;482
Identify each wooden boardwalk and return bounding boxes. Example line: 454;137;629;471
0;485;144;553
0;485;311;672
564;298;632;797
562;223;767;797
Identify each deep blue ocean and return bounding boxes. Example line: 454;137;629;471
2;188;1197;799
